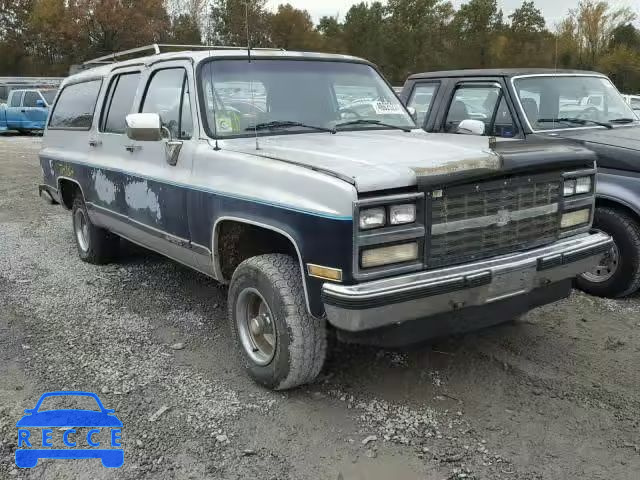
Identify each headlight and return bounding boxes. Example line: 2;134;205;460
361;242;419;268
389;204;416;225
359;207;386;230
564;176;592;196
561;209;591;229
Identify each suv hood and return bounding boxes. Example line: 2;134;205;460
225;130;502;192
225;130;595;192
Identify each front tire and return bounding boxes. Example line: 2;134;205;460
228;254;327;390
72;194;119;264
576;207;640;297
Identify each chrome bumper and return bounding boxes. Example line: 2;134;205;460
323;231;612;332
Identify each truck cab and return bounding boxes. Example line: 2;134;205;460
401;69;640;298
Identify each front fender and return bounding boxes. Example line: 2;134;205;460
596;169;640;217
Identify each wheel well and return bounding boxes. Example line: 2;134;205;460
58;179;81;210
215;220;299;281
596;198;640;221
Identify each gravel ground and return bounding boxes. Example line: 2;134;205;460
1;134;639;479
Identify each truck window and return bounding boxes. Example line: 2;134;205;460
9;91;23;107
23;91;41;107
408;83;438;126
445;84;517;137
141;68;192;139
101;72;141;134
49;80;102;130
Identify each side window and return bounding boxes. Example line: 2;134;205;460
408;83;438;126
49;80;102;129
23;91;40;107
101;73;141;134
445;84;518;137
140;68;192;139
0;85;8;102
9;91;22;107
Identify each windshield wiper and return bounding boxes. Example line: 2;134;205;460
246;120;334;133
609;117;637;124
333;119;412;133
537;117;613;129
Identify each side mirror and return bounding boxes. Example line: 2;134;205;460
457;119;485;136
36;99;45;108
125;113;163;141
406;106;417;121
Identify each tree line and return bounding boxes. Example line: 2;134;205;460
1;0;640;92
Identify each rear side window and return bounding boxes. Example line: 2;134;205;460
101;73;141;134
9;91;22;107
141;68;192;139
49;80;102;129
23;91;41;107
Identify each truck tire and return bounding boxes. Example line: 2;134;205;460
228;254;327;390
576;206;640;297
71;193;119;264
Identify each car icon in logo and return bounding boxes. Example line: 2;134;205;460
15;391;123;468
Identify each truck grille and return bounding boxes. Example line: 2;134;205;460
428;173;561;268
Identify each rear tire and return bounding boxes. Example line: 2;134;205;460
228;254;327;390
72;193;119;264
576;206;640;297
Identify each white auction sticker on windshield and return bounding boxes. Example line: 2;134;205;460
373;101;403;115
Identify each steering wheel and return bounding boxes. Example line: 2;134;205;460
576;107;601;121
338;108;363;120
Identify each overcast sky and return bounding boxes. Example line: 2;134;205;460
265;0;640;27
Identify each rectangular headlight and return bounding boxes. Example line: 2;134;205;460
564;176;592;196
563;179;576;196
575;176;592;194
389;204;416;225
361;242;419;268
561;209;591;229
359;207;386;230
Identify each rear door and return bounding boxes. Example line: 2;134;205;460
88;68;142;219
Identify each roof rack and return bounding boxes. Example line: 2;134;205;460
82;44;286;66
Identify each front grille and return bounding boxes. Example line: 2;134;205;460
428;173;561;268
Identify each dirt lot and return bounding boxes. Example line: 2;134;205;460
0;134;639;480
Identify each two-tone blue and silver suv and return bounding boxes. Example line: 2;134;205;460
38;44;612;389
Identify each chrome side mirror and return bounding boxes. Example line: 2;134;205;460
457;119;485;136
125;113;163;141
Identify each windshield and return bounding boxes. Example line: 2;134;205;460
40;90;57;105
514;75;637;130
199;59;414;137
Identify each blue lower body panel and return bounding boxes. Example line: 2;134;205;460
15;448;124;468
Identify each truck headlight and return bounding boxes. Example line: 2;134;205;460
359;207;386;230
564;176;592;196
361;242;419;268
561;209;591;229
389;204;416;225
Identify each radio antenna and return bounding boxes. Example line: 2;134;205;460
246;0;260;150
208;13;220;150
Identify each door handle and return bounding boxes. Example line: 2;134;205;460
125;145;141;153
89;140;101;147
20;109;26;113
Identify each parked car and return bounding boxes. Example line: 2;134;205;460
38;47;611;389
401;68;640;298
0;88;57;133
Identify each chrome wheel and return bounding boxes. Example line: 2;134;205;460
236;288;277;366
74;209;90;252
581;242;619;283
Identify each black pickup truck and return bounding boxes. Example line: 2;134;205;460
400;68;640;298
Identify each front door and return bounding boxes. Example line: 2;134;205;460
21;91;49;128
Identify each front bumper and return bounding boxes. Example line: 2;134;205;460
322;231;612;332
